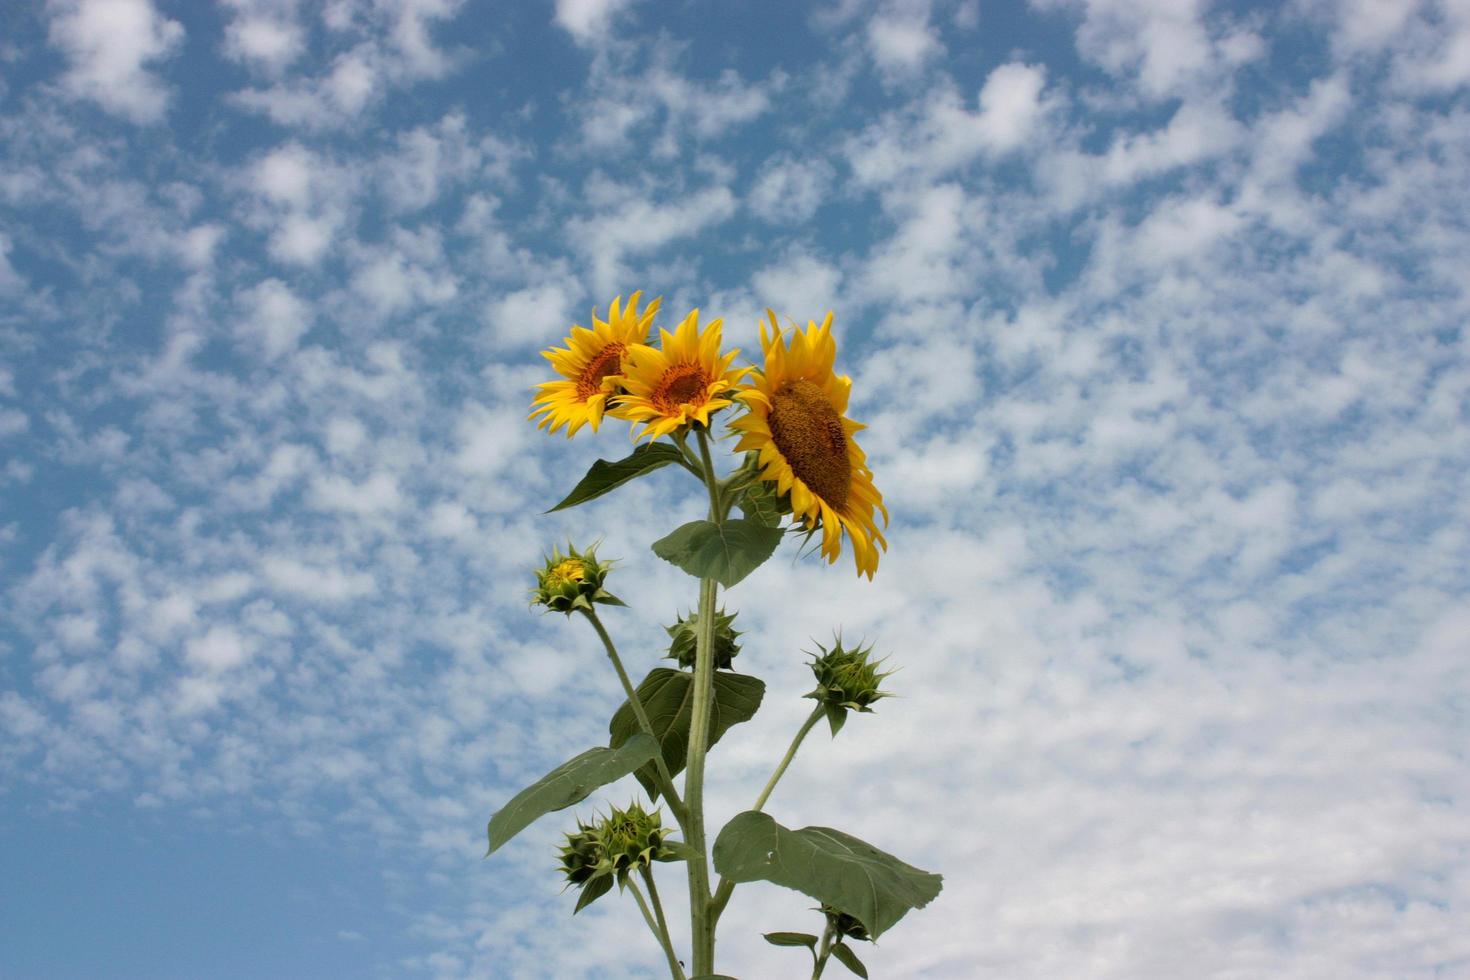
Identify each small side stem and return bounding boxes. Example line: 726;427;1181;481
811;920;837;980
580;606;687;825
641;867;681;977
628;875;687;980
709;704;825;924
752;705;824;812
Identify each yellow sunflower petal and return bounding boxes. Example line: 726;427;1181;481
614;309;747;442
528;292;661;437
732;311;888;578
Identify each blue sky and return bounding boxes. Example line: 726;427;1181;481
3;0;1469;977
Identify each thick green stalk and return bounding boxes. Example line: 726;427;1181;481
580;606;687;825
628;875;687;980
684;426;724;975
709;704;824;923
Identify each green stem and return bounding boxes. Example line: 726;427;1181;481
580;606;687;826
628;875;687;980
684;425;724;975
752;705;823;812
709;704;824;923
811;919;836;980
641;867;683;979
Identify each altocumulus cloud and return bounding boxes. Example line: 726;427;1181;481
2;1;1469;978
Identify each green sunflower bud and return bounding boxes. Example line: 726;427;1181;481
557;819;603;888
821;904;872;943
593;801;675;883
531;543;623;614
804;636;894;735
665;607;742;669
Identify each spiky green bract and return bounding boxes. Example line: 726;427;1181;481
596;800;677;884
556;803;680;912
803;637;894;735
822;903;873;943
530;543;624;614
665;607;741;669
558;819;603;887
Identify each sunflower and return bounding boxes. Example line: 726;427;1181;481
730;311;888;578
529;292;660;437
613;309;748;442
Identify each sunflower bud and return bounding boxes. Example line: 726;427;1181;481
531;543;622;614
557;819;603;888
593;801;675;882
821;904;872;943
665;607;742;669
804;636;894;735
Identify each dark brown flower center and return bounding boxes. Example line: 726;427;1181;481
576;343;626;400
768;379;850;509
653;364;710;413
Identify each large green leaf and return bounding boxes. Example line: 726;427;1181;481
485;733;659;854
711;812;942;939
609;668;765;799
547;443;687;512
651;518;784;587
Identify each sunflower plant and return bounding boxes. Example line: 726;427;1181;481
486;296;942;979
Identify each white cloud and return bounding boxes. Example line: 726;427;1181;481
308;471;405;514
47;0;184;123
236;278;312;360
867;1;944;78
972;61;1048;153
750;251;843;318
185;625;255;671
554;0;638;42
1131;195;1246;265
224;14;305;72
846;64;1051;188
568;185;736;296
748;155;834;224
261;555;375;602
1038;0;1217;98
483;280;576;350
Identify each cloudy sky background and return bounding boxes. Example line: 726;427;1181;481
3;0;1470;976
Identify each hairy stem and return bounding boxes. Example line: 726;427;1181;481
628;875;687;980
752;704;824;812
580;606;686;825
810;919;837;980
641;867;683;979
684;425;724;975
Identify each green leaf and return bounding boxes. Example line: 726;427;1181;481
651;518;784;587
739;477;790;528
547;443;687;512
711;812;942;939
763;932;819;950
609;668;765;799
831;943;869;978
485;733;660;854
572;873;613;914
